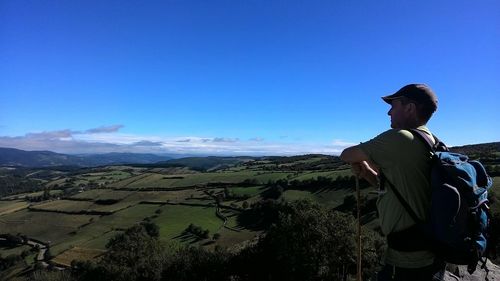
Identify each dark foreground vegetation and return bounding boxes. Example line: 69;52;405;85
23;200;384;281
17;199;500;281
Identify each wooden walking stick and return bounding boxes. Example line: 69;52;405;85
356;176;362;281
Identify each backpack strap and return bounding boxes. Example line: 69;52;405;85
410;129;449;152
380;173;423;225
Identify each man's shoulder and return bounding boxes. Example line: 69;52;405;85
375;129;414;143
376;126;433;142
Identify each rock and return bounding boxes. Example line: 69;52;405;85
443;260;500;281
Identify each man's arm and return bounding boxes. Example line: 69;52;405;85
341;146;379;186
340;145;369;163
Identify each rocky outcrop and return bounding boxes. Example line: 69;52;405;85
444;260;499;281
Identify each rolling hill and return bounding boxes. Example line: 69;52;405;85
0;147;173;167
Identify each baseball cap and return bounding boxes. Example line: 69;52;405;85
382;84;438;110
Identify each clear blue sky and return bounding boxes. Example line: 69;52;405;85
1;0;499;155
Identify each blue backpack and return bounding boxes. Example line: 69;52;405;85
383;129;493;274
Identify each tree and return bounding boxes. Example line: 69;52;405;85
261;185;283;200
74;224;166;281
140;221;160;238
162;246;232;281
242;201;249;209
232;200;382;281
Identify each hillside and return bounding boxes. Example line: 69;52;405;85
450;142;500;155
0;142;498;280
140;156;258;171
0;147;172;167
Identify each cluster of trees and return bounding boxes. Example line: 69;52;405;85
26;190;59;202
32;200;383;281
0;250;32;272
0;234;35;273
263;176;371;196
450;142;500;157
0;233;26;246
336;194;378;217
232;200;384;281
0;173;43;197
255;155;346;171
183;224;210;240
223;187;251;201
237;199;284;230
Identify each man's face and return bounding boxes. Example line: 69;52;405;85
387;98;411;129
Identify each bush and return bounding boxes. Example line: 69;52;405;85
184;223;210;240
232;200;383;281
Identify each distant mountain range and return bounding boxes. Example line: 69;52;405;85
1;141;499;168
0;147;173;167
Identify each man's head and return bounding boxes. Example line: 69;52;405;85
382;84;438;129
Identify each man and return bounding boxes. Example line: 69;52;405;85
340;84;445;281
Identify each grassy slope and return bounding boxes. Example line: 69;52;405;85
50;204;160;254
0;210;98;245
0;201;30;215
153;204;221;242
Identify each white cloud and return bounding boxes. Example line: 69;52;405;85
25;130;79;140
132;140;164;147
212;137;239;143
85;125;124;134
0;128;355;156
331;139;357;147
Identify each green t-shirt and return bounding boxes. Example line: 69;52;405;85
358;125;436;268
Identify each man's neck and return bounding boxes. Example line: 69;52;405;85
402;120;425;129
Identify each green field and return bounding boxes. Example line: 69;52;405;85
49;204;161;254
152;204;222;242
282;190;317;202
2;190;64;200
124;189;206;203
108;173;158;188
79;230;122;249
71;189;133;200
0;200;30;215
80;171;132;181
52;246;106;267
30;199;132;213
111;171;294;189
0;245;32;257
291;169;352;181
0;210;98;245
229;186;265;197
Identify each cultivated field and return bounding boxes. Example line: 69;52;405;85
0;155;394;270
0;210;98;245
0;200;29;215
51;247;106;267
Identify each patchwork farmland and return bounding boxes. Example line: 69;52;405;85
1;152;498;280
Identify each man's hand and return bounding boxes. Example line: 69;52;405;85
351;161;378;186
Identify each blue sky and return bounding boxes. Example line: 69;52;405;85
1;0;499;155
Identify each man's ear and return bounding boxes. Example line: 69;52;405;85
405;102;417;114
406;103;422;123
